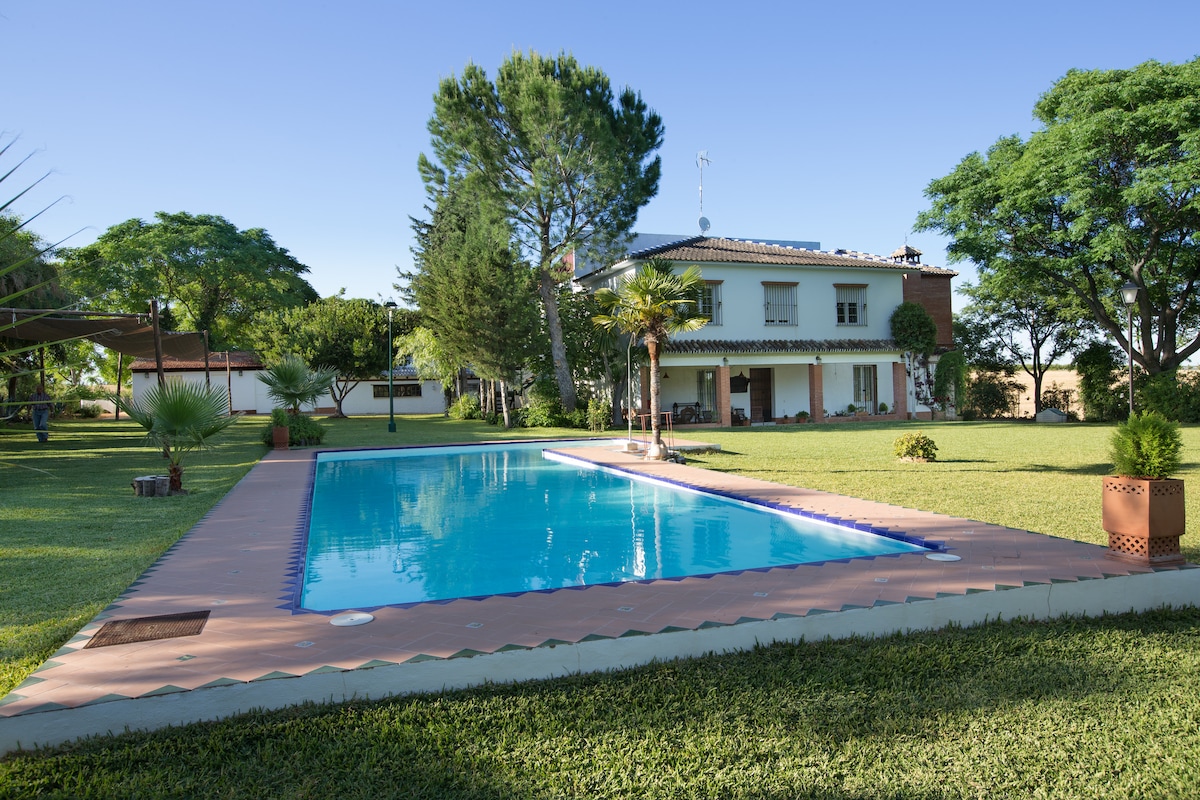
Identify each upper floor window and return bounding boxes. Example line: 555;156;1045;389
763;282;797;326
836;284;867;326
698;281;723;325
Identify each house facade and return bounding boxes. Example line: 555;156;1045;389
130;352;446;416
575;236;955;425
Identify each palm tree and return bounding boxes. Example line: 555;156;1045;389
257;354;337;415
593;258;708;459
114;381;241;492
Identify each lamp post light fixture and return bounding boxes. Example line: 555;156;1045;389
1120;281;1140;418
384;300;397;433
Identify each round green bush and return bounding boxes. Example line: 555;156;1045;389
447;394;481;420
1109;410;1182;478
894;431;938;461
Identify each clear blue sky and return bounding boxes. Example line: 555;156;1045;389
6;1;1198;311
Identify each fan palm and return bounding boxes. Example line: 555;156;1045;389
114;381;241;492
593;258;708;459
257;354;337;415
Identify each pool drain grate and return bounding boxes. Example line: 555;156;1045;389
84;610;211;648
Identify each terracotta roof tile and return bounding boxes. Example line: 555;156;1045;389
624;237;956;276
130;350;264;372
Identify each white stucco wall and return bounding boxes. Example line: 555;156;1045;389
133;371;446;416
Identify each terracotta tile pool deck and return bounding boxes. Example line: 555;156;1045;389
2;440;1196;752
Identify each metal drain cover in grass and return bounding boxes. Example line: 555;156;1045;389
84;610;211;648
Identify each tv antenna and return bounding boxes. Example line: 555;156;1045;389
696;150;712;234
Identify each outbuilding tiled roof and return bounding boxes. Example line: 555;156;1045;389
130;350;265;372
624;237;956;276
665;338;898;354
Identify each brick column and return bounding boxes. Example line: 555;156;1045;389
716;365;731;427
892;361;908;419
808;363;825;423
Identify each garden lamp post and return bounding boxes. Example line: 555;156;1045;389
384;301;397;433
1120;281;1139;418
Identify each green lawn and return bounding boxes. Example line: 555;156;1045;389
1;416;1197;797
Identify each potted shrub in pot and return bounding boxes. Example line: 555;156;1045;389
1102;411;1186;567
270;408;290;450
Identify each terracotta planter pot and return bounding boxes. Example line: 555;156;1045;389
272;426;290;450
1101;476;1186;567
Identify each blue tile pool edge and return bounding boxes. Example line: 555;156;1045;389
544;449;939;553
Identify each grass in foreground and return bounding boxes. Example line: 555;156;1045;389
2;608;1198;798
1;415;1198;797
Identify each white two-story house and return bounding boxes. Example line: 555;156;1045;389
576;235;955;425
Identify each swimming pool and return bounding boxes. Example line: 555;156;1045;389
300;441;928;611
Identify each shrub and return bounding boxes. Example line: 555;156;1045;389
1139;370;1200;423
965;372;1020;418
520;397;559;428
260;413;326;447
877;402;888;414
77;403;103;418
894;431;938;461
586;399;609;433
270;408;289;427
1075;342;1124;422
1109;411;1182;479
447;394;481;420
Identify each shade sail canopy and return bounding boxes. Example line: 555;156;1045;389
0;309;208;361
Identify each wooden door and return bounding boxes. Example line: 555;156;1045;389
749;368;773;422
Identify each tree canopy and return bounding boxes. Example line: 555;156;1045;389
251;295;412;417
63;212;318;350
917;57;1200;375
406;175;539;428
957;269;1088;413
420;50;664;411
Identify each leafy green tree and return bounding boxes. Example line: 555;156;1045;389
407;177;539;428
113;381;241;492
593;258;707;459
257;354;337;415
421;50;665;412
917;57;1200;376
1074;341;1125;421
958;270;1088;413
395;326;460;390
62;212;318;349
251;296;408;418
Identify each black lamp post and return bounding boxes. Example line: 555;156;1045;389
384;301;397;433
1120;281;1140;418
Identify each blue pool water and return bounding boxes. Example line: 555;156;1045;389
300;442;927;611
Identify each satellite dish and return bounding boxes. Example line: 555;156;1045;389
698;216;711;233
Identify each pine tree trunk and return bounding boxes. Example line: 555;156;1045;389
537;266;576;412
